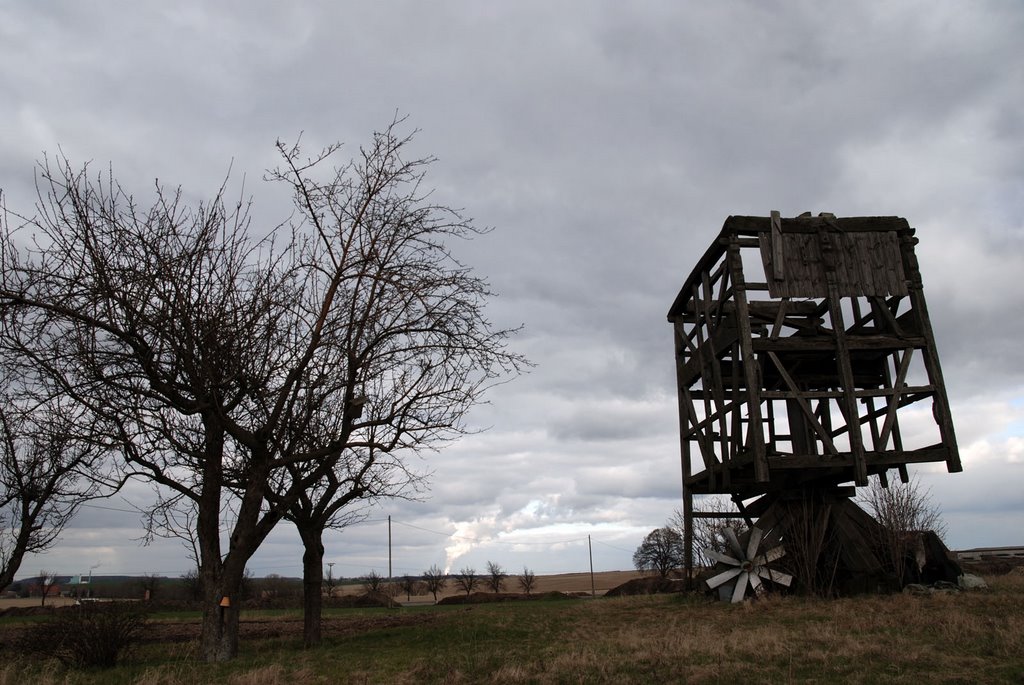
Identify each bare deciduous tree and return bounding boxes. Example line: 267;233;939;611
138;574;161;600
362;570;385;594
258;573;296;600
35;570;57;606
180;568;203;602
517;567;537;595
633;527;684;579
0;394;111;593
0;119;523;661
453;567;478;596
859;475;946;585
282;446;417;646
484;561;506;593
1;155;294;660
422;564;446;603
267;123;523;645
398;575;421;601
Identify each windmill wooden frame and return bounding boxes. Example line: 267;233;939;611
668;213;961;585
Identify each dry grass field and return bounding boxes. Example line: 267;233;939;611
0;571;1021;684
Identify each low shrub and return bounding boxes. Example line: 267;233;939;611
20;601;150;668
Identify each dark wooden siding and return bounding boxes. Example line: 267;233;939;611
758;229;908;299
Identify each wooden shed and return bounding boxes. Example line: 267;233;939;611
668;212;961;591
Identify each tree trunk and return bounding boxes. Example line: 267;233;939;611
198;561;244;661
0;520;36;593
200;600;239;661
298;524;326;647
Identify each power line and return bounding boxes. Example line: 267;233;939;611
80;502;143;514
593;539;634;554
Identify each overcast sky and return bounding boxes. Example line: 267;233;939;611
2;2;1022;581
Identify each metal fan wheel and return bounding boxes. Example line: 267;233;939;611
704;526;793;603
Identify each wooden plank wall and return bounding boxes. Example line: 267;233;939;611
759;230;908;299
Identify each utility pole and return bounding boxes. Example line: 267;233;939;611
388;515;392;580
588;535;596;598
325;562;336;598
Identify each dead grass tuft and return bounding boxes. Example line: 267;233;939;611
131;666;195;685
226;665;325;685
0;661;64;685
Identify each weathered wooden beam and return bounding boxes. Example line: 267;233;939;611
766;445;952;469
769;297;789;340
825;276;868;484
700;268;734;482
676;323;740;388
752;334;928;353
770;210;785;281
870;296;905;337
714;267;731;330
692;289;720;487
762;390;844;400
846;295;908;335
726;215;911;236
766;351;839;456
667;238;729;319
898;231;962;473
672;318;700;358
688;300;821;318
675;312;696;589
760;386;933;402
878;349;913;449
727;240;768;482
729;340;742;484
850;295;864;329
680;397;742;440
765;399;777;450
680;385;718;479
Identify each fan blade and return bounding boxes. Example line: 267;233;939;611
723;527;744;558
748;569;764;595
705;567;742;589
756;567;793;587
705;549;741;566
746;526;763;561
752;545;786;566
731;572;749;603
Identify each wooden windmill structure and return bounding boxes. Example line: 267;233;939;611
668;212;961;595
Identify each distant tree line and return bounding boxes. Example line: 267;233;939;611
341;561;539;603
